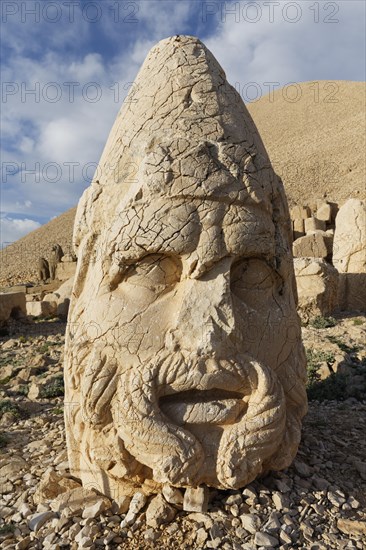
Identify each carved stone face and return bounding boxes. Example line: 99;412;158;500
64;36;307;498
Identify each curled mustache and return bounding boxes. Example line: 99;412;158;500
81;348;288;488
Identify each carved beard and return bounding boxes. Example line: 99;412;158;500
78;344;305;489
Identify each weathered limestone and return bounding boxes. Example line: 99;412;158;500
38;257;50;282
50;487;111;518
290;206;311;220
293;231;332;259
333;199;366;311
64;36;307;498
183;486;209;513
56;261;77;282
26;300;56;318
291;201;338;242
49;244;64;280
145;494;176;527
43;276;74;319
317;200;338;223
294;258;338;321
292;219;305;240
304;217;326;234
34;469;81;504
316;202;332;223
0;291;26;323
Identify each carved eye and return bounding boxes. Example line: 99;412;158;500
230;258;278;306
121;254;181;294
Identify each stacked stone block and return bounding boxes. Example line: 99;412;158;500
291;198;365;316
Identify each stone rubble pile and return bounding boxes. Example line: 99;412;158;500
0;276;74;331
291;198;365;320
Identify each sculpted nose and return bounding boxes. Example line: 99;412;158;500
166;258;235;356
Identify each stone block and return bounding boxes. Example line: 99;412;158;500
0;285;29;294
145;494;176;528
42;277;73;319
50;487;111;518
292;219;304;240
56;262;77;282
34;469;81;504
333;199;366;311
183;486;209;513
293;232;331;259
26;281;62;294
0;291;26;322
290;206;311;220
316;202;332;222
294;258;338;321
317;199;338;223
304;216;326;233
26;301;56;317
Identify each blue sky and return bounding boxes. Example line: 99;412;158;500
1;0;365;246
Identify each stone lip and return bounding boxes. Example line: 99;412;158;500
160;389;246;425
155;356;269;395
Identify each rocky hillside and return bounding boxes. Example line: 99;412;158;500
1;81;365;287
247;80;365;207
0;208;76;288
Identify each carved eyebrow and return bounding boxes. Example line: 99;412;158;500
114;251;179;274
112;214;276;278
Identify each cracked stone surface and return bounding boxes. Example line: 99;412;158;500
333;199;366;312
64;35;308;498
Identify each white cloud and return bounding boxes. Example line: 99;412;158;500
15;200;32;209
68;53;106;81
0;217;41;248
205;0;365;95
19;137;35;154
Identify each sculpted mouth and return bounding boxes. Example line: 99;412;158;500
113;353;286;488
160;389;248;425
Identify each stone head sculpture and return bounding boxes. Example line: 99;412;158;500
64;36;307;499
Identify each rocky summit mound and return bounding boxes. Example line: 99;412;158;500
247;80;366;207
0;207;76;288
1;80;364;287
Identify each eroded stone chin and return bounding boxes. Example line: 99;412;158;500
112;353;287;489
